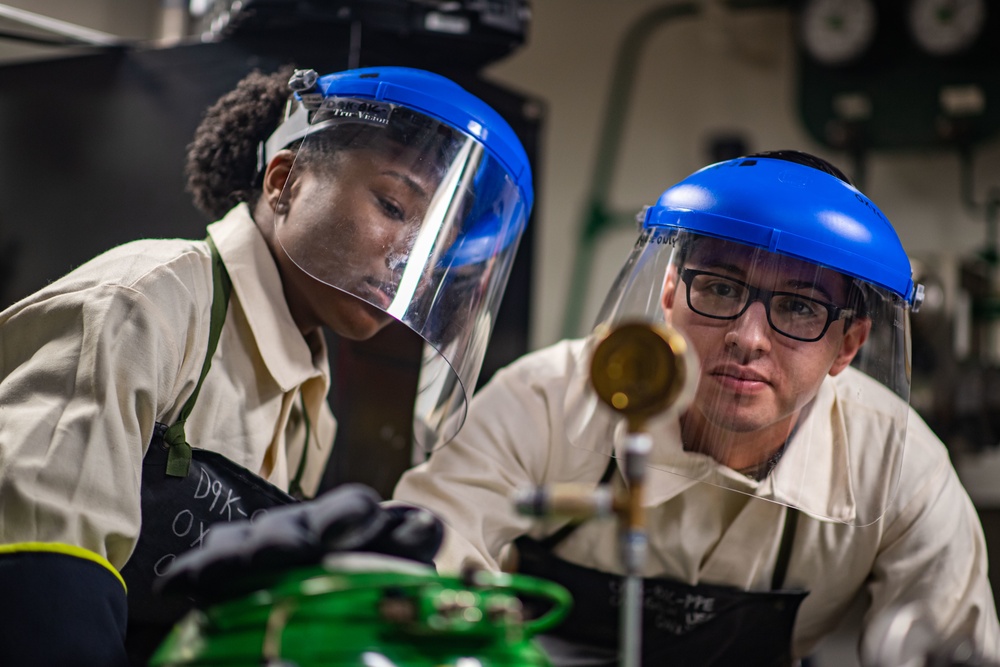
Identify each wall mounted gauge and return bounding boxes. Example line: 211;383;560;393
796;0;1000;152
799;0;878;66
908;0;987;56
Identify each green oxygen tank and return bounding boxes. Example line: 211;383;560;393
151;553;572;666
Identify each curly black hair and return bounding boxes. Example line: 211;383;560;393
185;66;296;221
185;65;469;222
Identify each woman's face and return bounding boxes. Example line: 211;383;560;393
261;144;439;340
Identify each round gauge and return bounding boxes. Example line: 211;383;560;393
908;0;987;56
799;0;878;66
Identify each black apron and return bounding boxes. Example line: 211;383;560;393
515;458;808;667
120;238;303;665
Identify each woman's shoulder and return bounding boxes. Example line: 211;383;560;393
39;238;212;307
84;237;211;288
0;238;219;351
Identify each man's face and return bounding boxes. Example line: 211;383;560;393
664;237;868;440
271;142;442;340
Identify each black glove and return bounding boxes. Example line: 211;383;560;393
154;483;443;604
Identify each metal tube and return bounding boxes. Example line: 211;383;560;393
621;572;644;667
619;431;651;667
0;4;124;46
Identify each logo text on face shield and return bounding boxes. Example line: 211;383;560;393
320;99;391;126
635;233;677;248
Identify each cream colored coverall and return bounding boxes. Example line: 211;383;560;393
0;204;336;581
395;337;1000;662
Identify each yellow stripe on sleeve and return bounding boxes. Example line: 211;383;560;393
0;542;127;592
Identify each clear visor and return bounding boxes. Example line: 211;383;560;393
271;102;528;451
577;227;912;525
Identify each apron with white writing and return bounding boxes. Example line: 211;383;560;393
515;459;808;667
119;238;301;664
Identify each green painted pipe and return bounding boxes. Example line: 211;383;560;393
561;2;700;339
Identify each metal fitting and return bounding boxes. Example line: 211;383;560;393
288;69;319;93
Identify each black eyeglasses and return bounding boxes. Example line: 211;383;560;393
679;269;855;342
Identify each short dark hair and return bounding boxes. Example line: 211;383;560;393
745;149;853;186
743;150;869;319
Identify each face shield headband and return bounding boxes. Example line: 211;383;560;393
263;87;530;452
580;228;914;526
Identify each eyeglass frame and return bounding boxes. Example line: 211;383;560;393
678;268;857;343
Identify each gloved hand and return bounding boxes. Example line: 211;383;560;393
154;483;443;604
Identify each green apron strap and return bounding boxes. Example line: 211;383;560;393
287;393;312;500
771;506;799;590
165;236;232;477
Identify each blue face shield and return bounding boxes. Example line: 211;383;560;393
575;156;921;526
261;67;533;450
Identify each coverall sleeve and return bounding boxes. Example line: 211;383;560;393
393;343;585;573
862;417;1000;663
0;253;209;661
